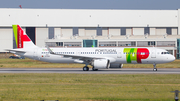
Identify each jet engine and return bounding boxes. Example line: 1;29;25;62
93;59;110;69
109;63;123;68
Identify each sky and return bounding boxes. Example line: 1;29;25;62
0;0;180;10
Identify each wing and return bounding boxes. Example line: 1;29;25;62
46;45;105;63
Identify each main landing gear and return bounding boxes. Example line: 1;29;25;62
92;66;98;71
82;66;98;71
153;64;157;71
83;66;89;71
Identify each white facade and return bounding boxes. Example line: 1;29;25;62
0;8;180;57
0;9;178;27
36;28;48;47
0;28;13;52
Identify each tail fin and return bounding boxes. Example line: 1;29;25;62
12;25;36;48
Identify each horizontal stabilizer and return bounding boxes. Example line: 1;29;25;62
5;49;26;54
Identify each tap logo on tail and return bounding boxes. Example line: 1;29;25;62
12;25;31;48
123;48;149;63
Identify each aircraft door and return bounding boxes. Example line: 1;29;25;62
117;50;122;58
151;49;156;58
76;50;81;55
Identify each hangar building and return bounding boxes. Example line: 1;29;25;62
0;8;180;58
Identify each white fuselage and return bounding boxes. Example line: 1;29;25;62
17;47;175;64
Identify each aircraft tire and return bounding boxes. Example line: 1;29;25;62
83;66;89;71
153;68;157;71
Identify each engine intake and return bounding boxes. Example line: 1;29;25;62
93;59;110;69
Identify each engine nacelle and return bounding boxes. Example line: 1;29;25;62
109;63;123;68
93;59;110;69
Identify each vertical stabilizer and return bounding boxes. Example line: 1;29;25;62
12;25;36;48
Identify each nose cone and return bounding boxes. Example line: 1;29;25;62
169;55;175;62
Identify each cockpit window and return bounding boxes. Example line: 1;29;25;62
161;52;169;54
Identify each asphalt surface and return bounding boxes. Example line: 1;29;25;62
0;68;179;74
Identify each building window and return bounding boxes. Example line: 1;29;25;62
137;41;155;47
167;50;173;55
166;27;172;35
97;27;102;36
83;40;97;47
157;41;175;47
49;27;54;39
64;42;81;47
144;27;149;35
118;41;136;46
56;42;63;46
148;41;155;46
73;27;78;36
121;27;126;35
46;42;56;47
131;42;136;46
99;41;116;47
137;41;147;47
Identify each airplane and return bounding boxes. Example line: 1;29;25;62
6;25;175;71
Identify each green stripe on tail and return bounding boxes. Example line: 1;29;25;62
12;25;18;47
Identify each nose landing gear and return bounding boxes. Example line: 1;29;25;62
153;64;157;71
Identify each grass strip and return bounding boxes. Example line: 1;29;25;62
0;74;179;101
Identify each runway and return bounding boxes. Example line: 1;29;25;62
0;68;179;74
